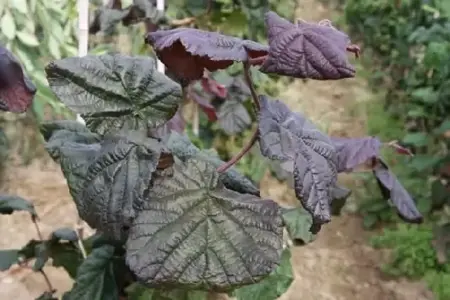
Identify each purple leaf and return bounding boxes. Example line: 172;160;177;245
331;136;382;172
0;45;36;113
227;77;251;102
145;28;268;81
260;11;359;80
217;100;251;135
373;159;423;223
201;75;227;99
257;95;337;226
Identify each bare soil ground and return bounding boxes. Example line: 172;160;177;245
0;0;435;299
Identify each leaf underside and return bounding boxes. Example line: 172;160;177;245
126;159;283;291
146;28;268;81
257;95;337;226
0;45;36;113
373;159;422;223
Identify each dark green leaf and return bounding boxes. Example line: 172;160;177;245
126;283;207;300
76;133;172;241
41;121;100;162
32;243;48;271
282;207;314;244
409;155;442;172
0;194;37;216
18;240;41;260
70;245;120;300
50;228;78;242
45;54;182;135
402;132;428;147
431;179;450;208
50;242;84;279
35;291;57;300
234;248;294;300
126;159;283;291
0;250;19;271
166;131;260;196
434;119;450;135
411;87;438;104
40;120;92;142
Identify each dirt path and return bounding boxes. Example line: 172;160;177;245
0;1;434;299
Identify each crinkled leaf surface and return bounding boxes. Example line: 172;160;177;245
281;207;314;244
70;245;120;300
45;54;182;135
126;283;207;300
373;159;422;223
126;159;283;291
78;133;172;240
234;248;293;300
40;120;94;142
331;136;382;172
257;95;337;226
0;195;37;217
260;11;357;79
0;45;36;112
217;100;251;135
166;131;259;195
146;28;268;81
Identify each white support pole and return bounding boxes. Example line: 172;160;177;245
156;0;165;73
76;0;89;125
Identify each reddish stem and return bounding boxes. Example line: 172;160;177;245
346;44;361;58
248;55;267;66
243;61;260;111
217;128;259;173
216;61;261;173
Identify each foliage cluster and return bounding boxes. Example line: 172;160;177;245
371;223;450;300
343;0;450;298
0;3;426;300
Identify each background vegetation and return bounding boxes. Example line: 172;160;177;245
1;0;450;299
341;0;450;299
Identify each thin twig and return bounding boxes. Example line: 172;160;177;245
216;61;261;173
39;270;55;294
216;128;259;173
75;0;89;259
31;216;44;241
75;228;88;259
243;61;261;111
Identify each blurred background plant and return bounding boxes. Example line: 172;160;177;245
327;0;450;298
